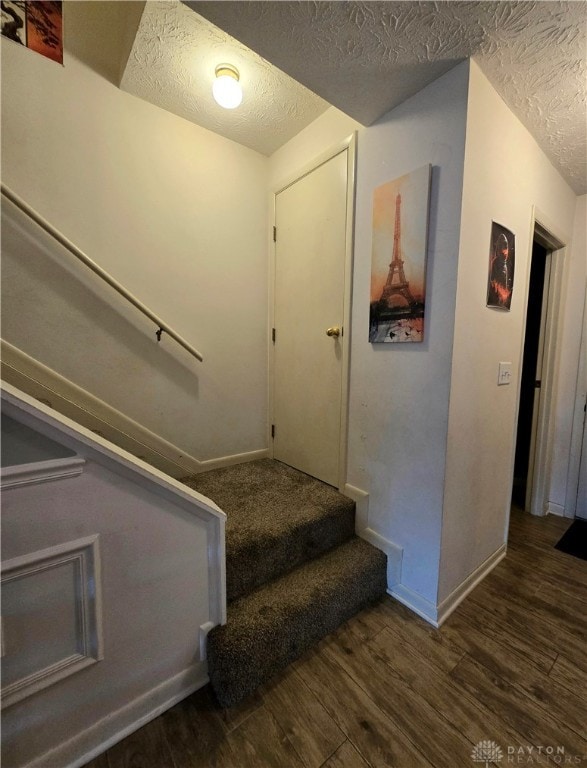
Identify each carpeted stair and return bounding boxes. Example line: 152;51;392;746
184;459;387;707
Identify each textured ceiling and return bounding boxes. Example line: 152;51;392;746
191;1;587;194
119;1;329;156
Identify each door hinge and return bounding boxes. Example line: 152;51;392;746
535;380;542;389
272;328;276;343
271;424;275;439
273;226;277;242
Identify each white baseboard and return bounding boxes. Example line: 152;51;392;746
24;664;208;768
388;584;440;627
344;484;403;589
1;340;268;478
389;544;507;627
344;483;370;531
361;527;403;588
436;544;507;626
546;502;565;517
199;448;269;473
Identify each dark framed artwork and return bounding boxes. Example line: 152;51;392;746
487;222;515;310
369;164;431;343
1;1;63;64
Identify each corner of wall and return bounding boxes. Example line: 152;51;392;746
438;53;579;604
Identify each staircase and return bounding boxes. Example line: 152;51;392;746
184;459;387;707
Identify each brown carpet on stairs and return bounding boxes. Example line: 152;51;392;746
182;458;387;707
207;537;387;707
183;459;356;603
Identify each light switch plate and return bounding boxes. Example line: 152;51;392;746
498;362;512;386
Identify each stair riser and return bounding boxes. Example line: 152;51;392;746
226;510;355;602
208;545;387;707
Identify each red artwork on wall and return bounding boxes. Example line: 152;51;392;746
1;1;63;64
487;222;515;311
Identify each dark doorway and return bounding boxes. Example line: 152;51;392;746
512;241;548;509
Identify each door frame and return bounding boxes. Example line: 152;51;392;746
517;208;567;517
523;245;552;512
565;289;587;518
268;133;357;491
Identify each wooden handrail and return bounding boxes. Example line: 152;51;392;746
1;184;203;362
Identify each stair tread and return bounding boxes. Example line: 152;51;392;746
184;459;354;542
207;536;387;707
184;459;356;602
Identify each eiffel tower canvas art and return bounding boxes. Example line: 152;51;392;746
369;165;431;343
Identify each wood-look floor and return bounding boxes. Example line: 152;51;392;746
85;508;587;768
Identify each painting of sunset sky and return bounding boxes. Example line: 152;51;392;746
369;165;431;343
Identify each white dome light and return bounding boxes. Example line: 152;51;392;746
212;64;242;109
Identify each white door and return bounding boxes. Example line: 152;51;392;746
273;148;349;487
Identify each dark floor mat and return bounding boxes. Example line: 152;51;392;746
554;519;587;561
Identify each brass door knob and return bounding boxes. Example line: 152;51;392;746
326;326;341;338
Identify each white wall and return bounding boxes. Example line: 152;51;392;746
438;61;580;603
1;415;76;466
1;4;269;465
348;63;469;608
270;64;470;609
1;385;224;768
269;107;360;189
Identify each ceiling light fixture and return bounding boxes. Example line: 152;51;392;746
212;64;242;109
